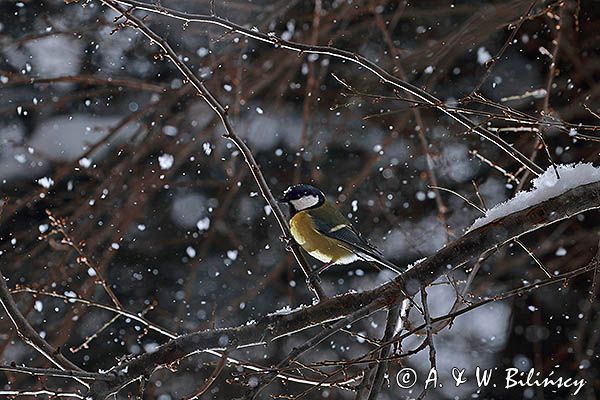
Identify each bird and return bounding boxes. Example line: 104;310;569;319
279;184;405;276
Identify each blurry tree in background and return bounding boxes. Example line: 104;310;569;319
0;0;599;399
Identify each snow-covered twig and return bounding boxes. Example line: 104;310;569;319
0;364;111;381
470;163;600;230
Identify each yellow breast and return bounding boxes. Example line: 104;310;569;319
290;211;355;264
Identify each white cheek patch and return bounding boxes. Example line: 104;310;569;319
290;195;320;210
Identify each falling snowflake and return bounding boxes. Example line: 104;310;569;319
203;142;212;156
186;246;197;258
196;217;211;231
158;153;174;170
227;250;238;260
79;157;92;168
37;177;54;189
477;47;492;65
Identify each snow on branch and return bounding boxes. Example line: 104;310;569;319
85;178;600;398
470;163;600;231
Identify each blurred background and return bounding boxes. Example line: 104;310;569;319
0;0;599;398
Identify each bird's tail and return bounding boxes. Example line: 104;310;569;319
357;251;406;275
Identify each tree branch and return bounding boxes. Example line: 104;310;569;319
104;0;544;176
98;0;326;301
0;269;88;388
85;180;600;398
0;364;112;381
365;304;400;400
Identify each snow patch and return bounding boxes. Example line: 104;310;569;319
26;115;139;166
171;193;207;229
469;163;600;231
267;303;308;317
4;35;83;78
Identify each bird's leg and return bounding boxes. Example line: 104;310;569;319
279;234;296;251
310;261;333;279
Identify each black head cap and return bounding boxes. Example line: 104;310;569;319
279;184;325;212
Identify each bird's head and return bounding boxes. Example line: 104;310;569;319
279;184;325;213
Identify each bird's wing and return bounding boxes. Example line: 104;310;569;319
309;204;405;275
309;204;383;257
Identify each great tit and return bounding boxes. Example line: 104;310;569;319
279;184;404;276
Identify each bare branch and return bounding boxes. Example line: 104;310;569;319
182;352;228;400
103;0;545;175
365;304;400;400
0;364;112;381
84;179;600;398
98;0;326;301
0;269;88;387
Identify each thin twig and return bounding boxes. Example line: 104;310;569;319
248;302;383;399
102;0;544;176
416;287;436;400
81;179;600;398
0;364;112;381
183;352;228;400
471;0;538;94
0;269;88;388
0;389;85;398
365;304;400;400
98;0;326;301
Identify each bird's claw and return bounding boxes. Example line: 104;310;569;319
307;270;322;283
280;235;295;251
